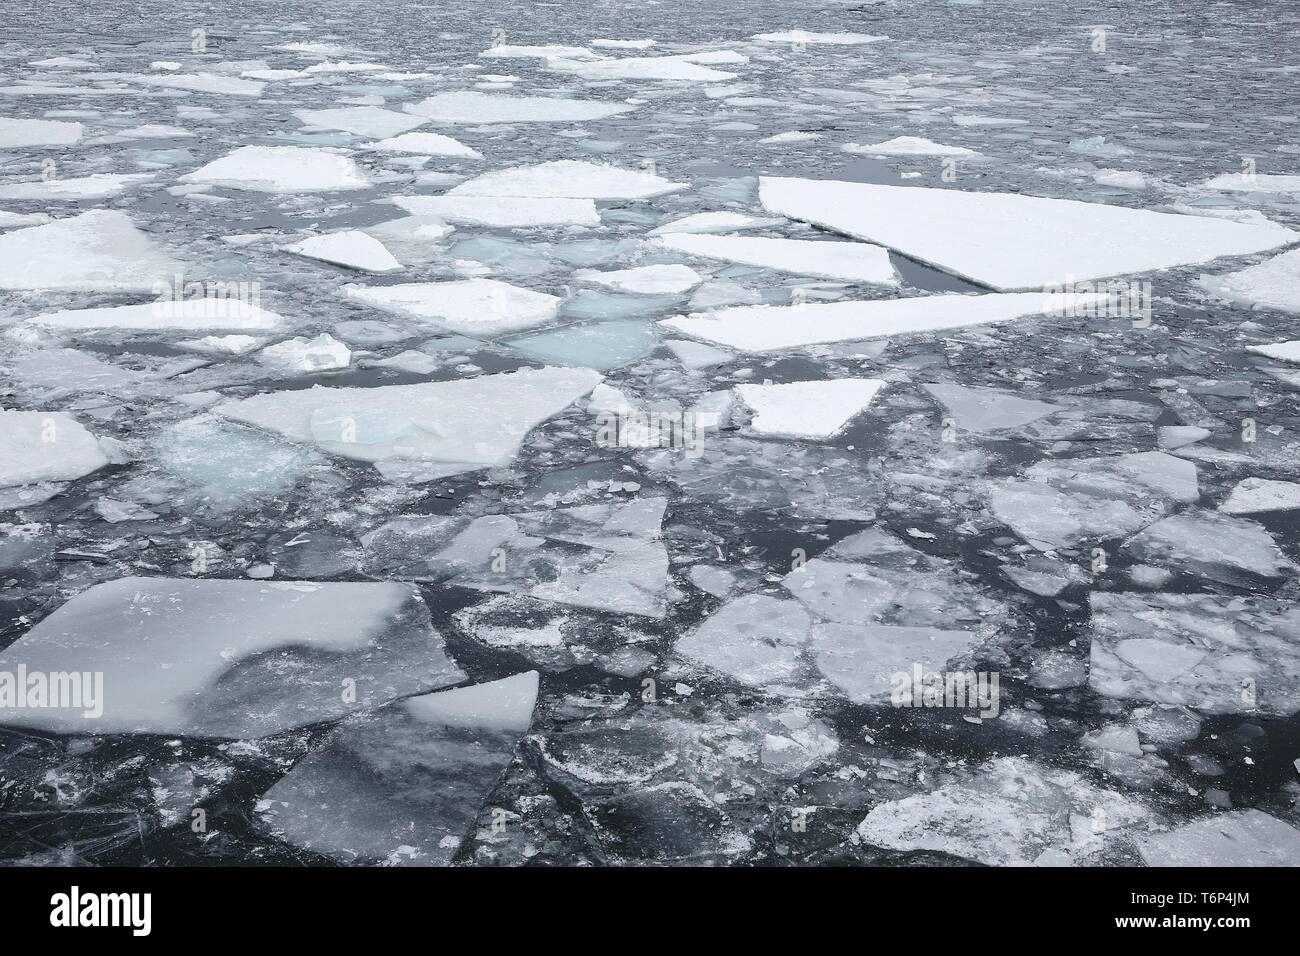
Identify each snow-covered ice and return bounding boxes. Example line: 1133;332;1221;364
656;233;898;284
285;230;403;273
344;278;560;335
734;378;885;438
180;146;370;192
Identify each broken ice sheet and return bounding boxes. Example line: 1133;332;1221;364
758;177;1297;290
258;672;538;866
856;757;1153;866
215;366;601;478
0;577;464;737
363;498;670;618
1089;591;1300;715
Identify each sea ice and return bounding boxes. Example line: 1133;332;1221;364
180;146;370;192
364;131;482;158
285;230;402;273
546;54;738;83
842;136;976;156
0;410;109;492
293;106;426;139
648;211;782;235
505;318;658;371
215;366;601;476
449;160;685;200
922;383;1059;432
0;210;183;292
734;379;885;438
1138;810;1300;866
344;278;560;336
0;577;464;737
258;672;538;866
257;333;352;373
751;31;888;45
1122;510;1296;585
134;73;265;96
391;195;599;227
1247;339;1300;363
656;234;897;285
1201;172;1300;194
660;291;1106;352
1197;247;1300;313
574;264;702;295
404;91;637;123
1220;477;1300;514
1089;591;1300;715
0;173;153;201
758;177;1297;290
0;116;83;147
675;595;812;694
27;297;283;332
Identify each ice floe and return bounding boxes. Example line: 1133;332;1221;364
293;106;426;138
449;160;685;200
648;211;782;235
656;233;897;284
1122;510;1296;586
660;291;1105;352
27;297;283;332
752;31;888;45
842;136;976;156
344;278;560;335
1197;247;1300;313
0;410;109;499
1201;172;1300;194
258;671;538;865
1089;591;1300;715
363;131;482;158
0;577;464;737
134;72;265;96
391;195;599;227
180;146;370;192
1138;810;1300;866
574;263;702;295
759;177;1298;290
1220;477;1300;514
734;379;885;438
404;91;636;124
0;173;153;201
0;116;83;147
0;210;182;292
257;333;352;373
215;366;601;478
285;230;402;273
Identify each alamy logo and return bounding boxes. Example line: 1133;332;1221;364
50;886;151;936
0;667;102;718
890;665;1000;718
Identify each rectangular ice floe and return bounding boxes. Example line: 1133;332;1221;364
257;672;538;865
214;366;601;476
0;210;183;291
656;233;898;284
403;91;637;123
343;277;559;335
0;577;464;737
1088;591;1300;715
659;291;1105;352
759;177;1298;291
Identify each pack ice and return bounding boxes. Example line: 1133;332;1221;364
0;577;465;737
759;178;1298;290
258;672;538;865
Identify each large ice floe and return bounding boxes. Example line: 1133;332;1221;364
655;233;898;284
179;145;370;192
660;291;1106;352
0;577;465;737
758;178;1297;290
0;210;182;291
363;497;669;618
214;366;601;479
403;91;637;123
258;671;537;866
1088;592;1300;715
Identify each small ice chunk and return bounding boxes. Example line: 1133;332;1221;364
735;379;884;439
293;106;426;138
180;145;370;192
1220;477;1300;515
759;177;1297;291
404;91;636;124
449;160;685;200
1157;425;1210;450
344;278;560;336
574;264;702;295
656;233;897;285
842;136;977;157
0;410;108;490
364;131;482;158
177;334;262;355
665;339;733;369
257;333;352;373
0;577;463;737
286;230;402;273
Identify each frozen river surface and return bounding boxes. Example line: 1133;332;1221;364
1;0;1300;866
